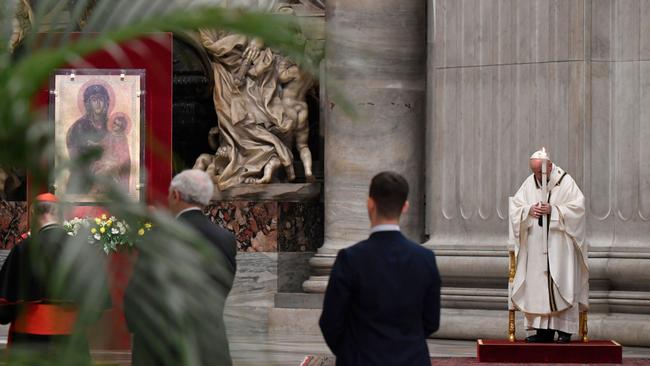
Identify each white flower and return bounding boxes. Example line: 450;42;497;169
111;228;119;234
93;233;101;240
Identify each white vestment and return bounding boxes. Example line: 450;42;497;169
509;164;588;334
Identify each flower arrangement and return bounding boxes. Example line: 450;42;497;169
63;214;152;254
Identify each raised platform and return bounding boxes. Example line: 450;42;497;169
477;339;623;364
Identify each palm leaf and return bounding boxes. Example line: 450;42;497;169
0;1;316;365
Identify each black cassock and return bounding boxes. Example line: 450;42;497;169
0;224;111;364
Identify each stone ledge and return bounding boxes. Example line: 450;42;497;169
268;307;650;347
275;292;324;309
213;183;321;202
432;250;650;292
268;307;322;335
425;242;650;259
273;288;650;313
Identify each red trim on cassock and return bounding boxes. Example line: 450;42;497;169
12;303;78;335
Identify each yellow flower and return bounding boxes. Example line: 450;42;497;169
100;227;106;234
144;223;152;229
91;228;97;234
107;220;113;226
138;228;145;236
95;218;101;224
101;214;107;220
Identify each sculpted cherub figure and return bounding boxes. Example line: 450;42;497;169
271;57;315;182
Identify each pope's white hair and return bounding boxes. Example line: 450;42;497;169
169;169;214;206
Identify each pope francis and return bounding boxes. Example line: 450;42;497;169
509;149;588;343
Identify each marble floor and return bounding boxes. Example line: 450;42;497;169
229;334;479;366
92;334;650;366
228;334;650;366
0;333;649;365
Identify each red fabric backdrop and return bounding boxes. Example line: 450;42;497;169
29;33;174;349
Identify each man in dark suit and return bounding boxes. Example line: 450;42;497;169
319;171;441;366
125;169;237;366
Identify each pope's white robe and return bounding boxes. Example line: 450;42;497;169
509;164;588;334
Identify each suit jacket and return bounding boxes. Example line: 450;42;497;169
126;209;237;366
178;209;237;275
319;230;441;366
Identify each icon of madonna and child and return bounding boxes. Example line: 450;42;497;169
57;76;141;201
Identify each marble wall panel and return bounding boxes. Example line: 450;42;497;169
435;0;585;68
205;201;278;252
495;64;516;220
462;0;481;66
515;0;535;63
592;0;650;61
640;62;650;221
429;61;585;244
535;0;551;62
205;200;323;252
592;0;613;60
428;0;650;249
642;0;650;59
425;0;650;344
615;0;641;61
587;60;650;247
570;0;586;61
278;252;314;293
0;201;27;250
277;202;323;252
479;0;499;65
497;0;517;65
224;252;277;335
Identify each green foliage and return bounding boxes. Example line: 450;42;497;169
0;1;318;364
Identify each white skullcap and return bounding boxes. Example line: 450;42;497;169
530;147;550;161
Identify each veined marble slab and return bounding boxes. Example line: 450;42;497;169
225;252;278;335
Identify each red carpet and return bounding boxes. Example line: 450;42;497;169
299;355;650;366
432;358;650;365
478;339;623;364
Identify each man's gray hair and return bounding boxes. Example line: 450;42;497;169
169;170;214;206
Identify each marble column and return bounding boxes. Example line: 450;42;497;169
425;0;650;346
302;0;427;293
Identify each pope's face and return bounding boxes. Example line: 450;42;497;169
89;94;107;115
530;159;553;182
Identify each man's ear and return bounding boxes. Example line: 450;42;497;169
401;200;410;215
367;197;375;212
169;189;179;203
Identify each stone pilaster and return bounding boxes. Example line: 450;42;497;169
302;0;427;293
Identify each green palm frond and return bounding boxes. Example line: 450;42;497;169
0;1;319;364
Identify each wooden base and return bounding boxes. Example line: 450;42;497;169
477;339;622;364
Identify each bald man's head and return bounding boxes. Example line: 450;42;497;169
530;158;553;182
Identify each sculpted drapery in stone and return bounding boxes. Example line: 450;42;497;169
196;29;314;190
9;0;33;52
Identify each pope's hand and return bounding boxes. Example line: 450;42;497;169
529;203;552;218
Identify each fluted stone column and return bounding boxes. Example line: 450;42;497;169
424;0;650;346
302;0;426;293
